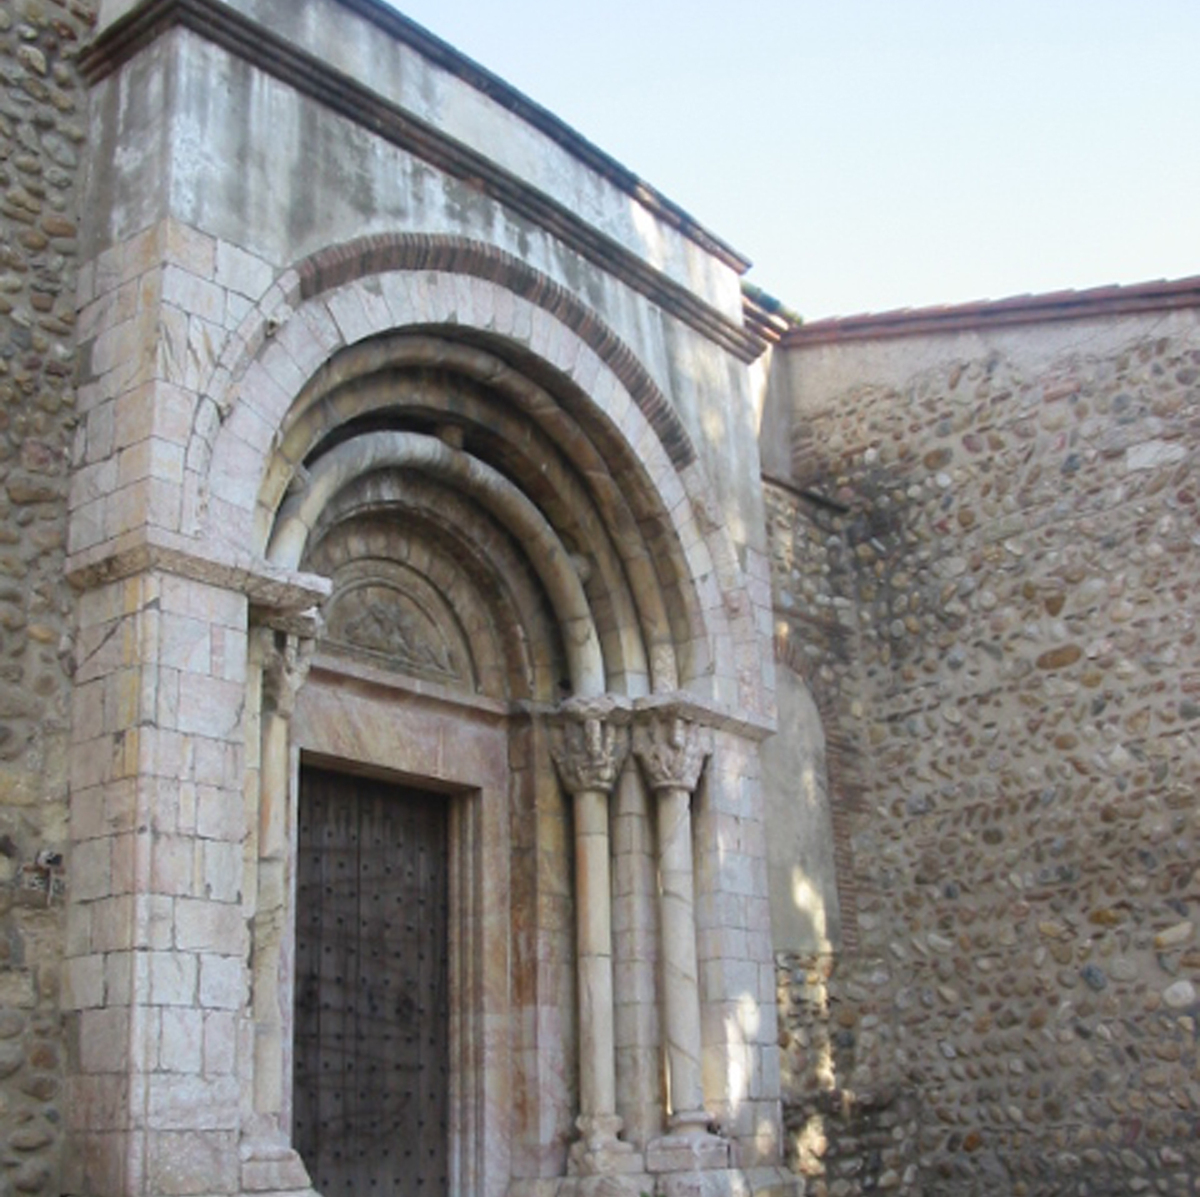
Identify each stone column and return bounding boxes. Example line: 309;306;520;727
549;698;642;1176
241;626;316;1194
633;705;728;1167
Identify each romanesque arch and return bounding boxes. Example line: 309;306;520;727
191;235;766;714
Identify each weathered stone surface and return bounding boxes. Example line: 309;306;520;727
1162;980;1195;1009
768;314;1200;1195
0;0;90;1180
1;1;1193;1195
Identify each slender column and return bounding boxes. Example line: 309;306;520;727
549;697;640;1173
243;627;317;1193
633;706;713;1137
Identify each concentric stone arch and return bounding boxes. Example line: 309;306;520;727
194;234;762;708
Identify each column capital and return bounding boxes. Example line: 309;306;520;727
548;696;631;796
259;629;316;719
632;704;712;794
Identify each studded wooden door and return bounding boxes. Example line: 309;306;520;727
294;767;450;1197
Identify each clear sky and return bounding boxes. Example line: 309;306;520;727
384;1;1199;320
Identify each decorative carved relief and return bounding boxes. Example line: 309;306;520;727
326;581;463;683
632;707;711;794
261;631;317;719
548;697;631;796
306;530;482;690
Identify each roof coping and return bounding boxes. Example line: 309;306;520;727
782;275;1200;347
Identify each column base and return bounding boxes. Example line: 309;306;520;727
239;1130;316;1195
742;1166;806;1196
568;1138;646;1178
556;1175;655;1197
646;1131;733;1174
569;1112;645;1176
656;1168;752;1197
509;1165;804;1197
657;1168;804;1197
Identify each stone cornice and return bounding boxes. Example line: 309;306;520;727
80;0;768;363
633;692;776;742
65;525;332;612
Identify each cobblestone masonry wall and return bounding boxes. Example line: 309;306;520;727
0;2;94;1193
770;314;1200;1196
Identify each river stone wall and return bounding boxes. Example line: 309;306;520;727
767;304;1200;1196
0;1;93;1193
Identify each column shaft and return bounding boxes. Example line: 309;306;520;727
548;698;640;1172
657;785;707;1128
632;705;714;1142
574;787;618;1127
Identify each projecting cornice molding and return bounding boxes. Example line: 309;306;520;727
65;524;332;614
80;0;769;363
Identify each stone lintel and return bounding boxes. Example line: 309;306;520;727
307;651;512;721
65;524;331;612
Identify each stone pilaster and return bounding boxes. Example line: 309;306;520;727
548;698;643;1177
63;571;251;1197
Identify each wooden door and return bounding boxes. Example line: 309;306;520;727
294;767;450;1197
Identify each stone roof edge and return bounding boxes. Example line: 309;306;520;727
79;0;765;364
742;283;803;347
782;275;1200;347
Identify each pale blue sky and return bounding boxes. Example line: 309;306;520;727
385;1;1199;319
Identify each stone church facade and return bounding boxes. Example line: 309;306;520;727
0;2;1196;1196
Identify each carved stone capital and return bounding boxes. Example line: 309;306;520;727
548;697;630;796
260;630;317;719
632;707;712;794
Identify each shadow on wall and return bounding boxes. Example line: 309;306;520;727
776;951;923;1197
764;669;923;1194
763;670;841;955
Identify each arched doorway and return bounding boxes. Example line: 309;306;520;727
235;310;717;1194
187;243;780;1197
